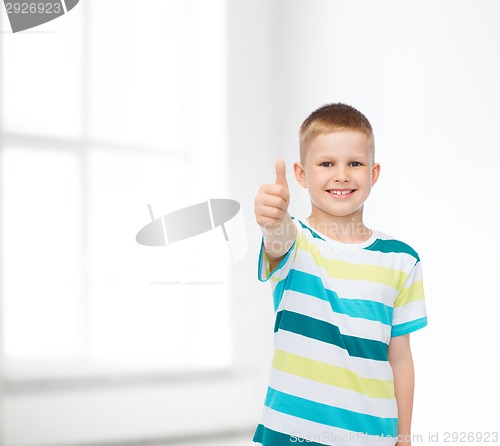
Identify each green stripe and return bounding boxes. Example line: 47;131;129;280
365;238;420;263
264;388;398;437
297;219;325;241
274;310;388;360
282;269;393;324
253;424;327;445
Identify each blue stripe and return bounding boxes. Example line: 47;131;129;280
365;238;420;263
274;310;388;360
253;424;328;445
257;237;297;311
285;269;393;325
391;316;428;337
264;387;398;437
273;279;287;312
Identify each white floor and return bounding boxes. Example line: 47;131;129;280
136;432;254;446
181;438;251;446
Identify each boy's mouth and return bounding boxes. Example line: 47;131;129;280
326;189;356;199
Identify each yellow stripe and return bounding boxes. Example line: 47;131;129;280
298;234;407;290
394;280;424;307
272;349;394;399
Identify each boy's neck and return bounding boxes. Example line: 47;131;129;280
306;210;372;244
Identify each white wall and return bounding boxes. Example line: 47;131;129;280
268;0;500;438
226;0;278;373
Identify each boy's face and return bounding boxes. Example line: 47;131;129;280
293;131;380;221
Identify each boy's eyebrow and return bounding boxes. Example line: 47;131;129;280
350;153;370;158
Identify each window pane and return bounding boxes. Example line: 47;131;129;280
88;0;188;151
0;11;83;138
0;0;231;375
1;147;83;361
187;0;227;198
87;149;231;369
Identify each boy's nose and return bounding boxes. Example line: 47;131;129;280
333;167;350;182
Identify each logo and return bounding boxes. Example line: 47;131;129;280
3;0;79;33
136;199;248;284
136;199;241;247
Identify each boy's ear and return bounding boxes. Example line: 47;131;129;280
293;162;308;188
371;162;381;186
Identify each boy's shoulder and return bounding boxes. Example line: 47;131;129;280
364;230;421;264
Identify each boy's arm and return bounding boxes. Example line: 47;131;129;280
255;159;297;271
388;334;414;446
261;214;296;271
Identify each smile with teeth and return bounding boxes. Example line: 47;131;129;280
328;189;355;196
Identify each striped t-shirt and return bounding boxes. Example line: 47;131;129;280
253;217;427;446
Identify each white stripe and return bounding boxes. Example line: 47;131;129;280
297;227;418;272
276;260;398;308
278;291;391;343
393;299;427;326
260;406;397;446
295;253;403;301
297;240;397;272
326;278;398;307
402;261;423;285
274;330;394;381
269;369;397;418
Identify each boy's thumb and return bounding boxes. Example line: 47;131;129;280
275;158;288;187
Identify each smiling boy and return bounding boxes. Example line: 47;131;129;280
253;103;427;445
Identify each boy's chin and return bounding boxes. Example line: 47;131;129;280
311;206;364;220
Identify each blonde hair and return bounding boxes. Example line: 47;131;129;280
299;103;375;164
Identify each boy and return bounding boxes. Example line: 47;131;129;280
253;103;427;446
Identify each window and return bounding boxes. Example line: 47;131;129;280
0;0;231;378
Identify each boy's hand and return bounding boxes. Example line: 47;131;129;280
255;158;290;228
254;158;296;267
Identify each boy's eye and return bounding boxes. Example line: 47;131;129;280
350;161;362;167
320;162;333;167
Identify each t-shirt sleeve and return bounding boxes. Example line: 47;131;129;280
257;234;298;282
257;220;299;312
391;259;428;337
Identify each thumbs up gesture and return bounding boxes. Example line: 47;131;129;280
255;158;291;229
255;158;297;264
